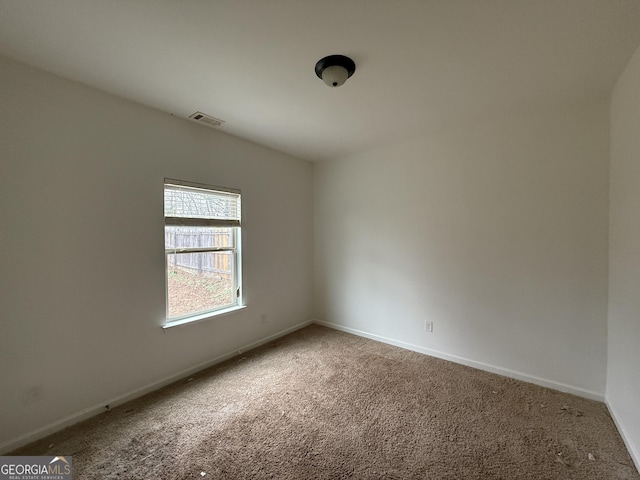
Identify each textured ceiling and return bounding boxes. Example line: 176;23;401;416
1;0;639;161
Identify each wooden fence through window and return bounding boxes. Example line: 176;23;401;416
166;229;232;278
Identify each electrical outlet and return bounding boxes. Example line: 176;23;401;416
424;321;433;333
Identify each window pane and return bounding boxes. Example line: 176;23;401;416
164;186;240;221
167;251;235;319
165;226;234;250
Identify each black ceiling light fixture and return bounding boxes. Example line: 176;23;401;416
315;54;356;87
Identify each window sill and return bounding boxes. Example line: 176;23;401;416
162;305;246;330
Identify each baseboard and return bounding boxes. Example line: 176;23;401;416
605;400;640;474
0;319;313;455
313;319;604;402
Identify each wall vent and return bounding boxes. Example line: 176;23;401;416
188;111;225;128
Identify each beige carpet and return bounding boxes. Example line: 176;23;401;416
12;325;639;479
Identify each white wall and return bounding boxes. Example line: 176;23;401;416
314;99;610;398
607;43;640;468
0;56;313;450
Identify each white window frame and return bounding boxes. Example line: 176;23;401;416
163;178;244;329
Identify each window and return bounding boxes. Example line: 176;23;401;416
164;179;242;326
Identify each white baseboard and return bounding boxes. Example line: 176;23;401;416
313;319;604;402
0;319;313;455
605;400;640;474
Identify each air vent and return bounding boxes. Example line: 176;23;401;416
188;111;225;128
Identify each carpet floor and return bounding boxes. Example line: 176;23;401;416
12;325;639;479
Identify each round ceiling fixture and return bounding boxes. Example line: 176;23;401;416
315;55;356;87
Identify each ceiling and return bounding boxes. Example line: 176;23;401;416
1;1;639;162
